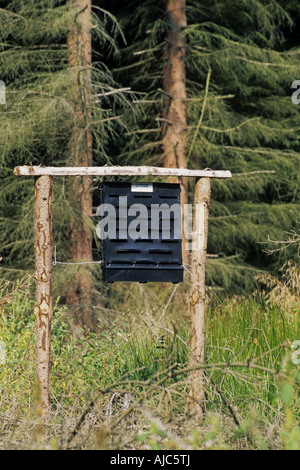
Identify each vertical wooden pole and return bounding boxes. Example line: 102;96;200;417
188;177;211;420
34;175;53;417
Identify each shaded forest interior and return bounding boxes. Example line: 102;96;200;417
0;0;299;328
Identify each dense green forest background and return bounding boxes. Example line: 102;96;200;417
102;0;300;289
0;0;299;326
0;0;299;451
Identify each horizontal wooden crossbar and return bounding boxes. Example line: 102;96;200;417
13;165;232;178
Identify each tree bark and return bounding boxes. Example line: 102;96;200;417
66;0;96;331
162;0;189;263
188;177;211;421
34;175;53;417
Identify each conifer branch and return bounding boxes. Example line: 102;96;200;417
189;117;260;134
187;68;211;160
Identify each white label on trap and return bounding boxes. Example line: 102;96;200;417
131;184;153;193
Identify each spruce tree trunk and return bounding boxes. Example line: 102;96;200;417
66;0;95;331
162;0;188;263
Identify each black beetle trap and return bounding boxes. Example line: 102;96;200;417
96;182;183;283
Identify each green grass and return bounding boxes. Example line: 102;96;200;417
0;273;299;449
206;295;299;414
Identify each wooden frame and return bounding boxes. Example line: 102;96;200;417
14;165;232;420
14;165;231;178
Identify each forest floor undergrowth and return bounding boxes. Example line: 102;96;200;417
0;269;299;450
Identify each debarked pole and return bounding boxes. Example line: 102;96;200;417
188;177;211;421
34;175;53;417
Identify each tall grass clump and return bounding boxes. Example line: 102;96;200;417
0;269;299;449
